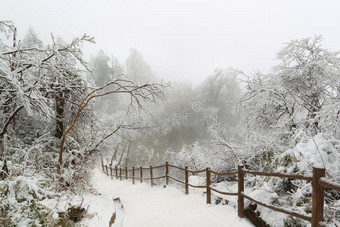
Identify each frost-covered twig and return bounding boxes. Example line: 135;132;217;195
57;80;168;174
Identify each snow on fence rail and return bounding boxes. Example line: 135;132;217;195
101;161;340;227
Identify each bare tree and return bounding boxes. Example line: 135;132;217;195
57;79;167;174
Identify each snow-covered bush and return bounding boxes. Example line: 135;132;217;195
169;141;237;177
244;131;340;226
0;175;58;226
0;131;96;225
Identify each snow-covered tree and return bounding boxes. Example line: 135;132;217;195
0;21;97;225
242;36;340;150
91;50;112;87
21;27;43;49
126;48;155;83
198;68;242;115
0;21;50;155
90;51;126;114
274;36;340;133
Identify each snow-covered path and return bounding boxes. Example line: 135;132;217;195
88;169;253;227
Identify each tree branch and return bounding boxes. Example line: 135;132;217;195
0;105;24;137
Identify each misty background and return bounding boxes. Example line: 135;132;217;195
3;0;340;85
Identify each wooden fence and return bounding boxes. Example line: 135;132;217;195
101;161;340;227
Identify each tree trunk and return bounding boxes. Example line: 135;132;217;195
55;97;64;139
0;135;4;158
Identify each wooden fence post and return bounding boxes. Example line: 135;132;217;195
238;165;244;218
165;162;169;185
132;167;135;184
115;166;118;180
150;165;153;186
185;166;189;195
119;167;122;181
140;166;143;183
125;166;128;180
105;165;108;176
206;167;211;204
311;166;325;227
101;160;104;172
110;166;113;179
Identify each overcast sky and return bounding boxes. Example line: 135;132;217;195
2;0;340;85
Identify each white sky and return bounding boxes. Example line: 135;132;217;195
2;0;340;85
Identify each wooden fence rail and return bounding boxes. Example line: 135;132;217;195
102;162;340;227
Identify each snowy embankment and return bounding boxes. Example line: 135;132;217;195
82;169;253;227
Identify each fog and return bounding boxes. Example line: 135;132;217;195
3;0;340;85
2;1;340;225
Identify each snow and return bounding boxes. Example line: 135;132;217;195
292;133;340;178
83;169;253;227
320;177;340;190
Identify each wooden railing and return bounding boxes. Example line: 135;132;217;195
101;161;340;227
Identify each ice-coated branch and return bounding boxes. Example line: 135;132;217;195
0;105;23;137
57;79;168;174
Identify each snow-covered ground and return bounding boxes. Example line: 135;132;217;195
82;169;253;227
